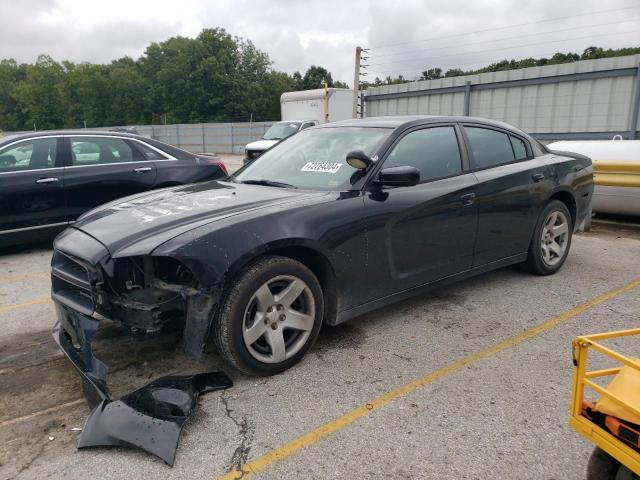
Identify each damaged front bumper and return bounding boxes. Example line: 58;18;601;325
51;228;232;464
53;303;232;465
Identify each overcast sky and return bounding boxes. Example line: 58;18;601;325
1;0;639;84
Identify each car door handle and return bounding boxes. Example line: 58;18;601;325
133;167;152;173
35;177;59;184
532;173;545;183
460;193;476;206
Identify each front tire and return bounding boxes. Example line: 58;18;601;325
525;200;572;275
213;255;324;375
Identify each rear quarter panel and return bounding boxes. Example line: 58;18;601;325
541;152;594;230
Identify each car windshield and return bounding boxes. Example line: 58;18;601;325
263;122;302;140
235;127;391;190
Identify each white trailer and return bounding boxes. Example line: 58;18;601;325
280;88;353;124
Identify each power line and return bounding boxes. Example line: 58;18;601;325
366;5;640;51
366;29;640;70
367;17;640;61
368;33;640;78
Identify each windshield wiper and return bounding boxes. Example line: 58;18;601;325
241;179;297;189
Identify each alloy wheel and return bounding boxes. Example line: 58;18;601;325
242;275;316;364
540;210;569;266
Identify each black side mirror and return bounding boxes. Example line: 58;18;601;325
346;150;373;170
376;166;420;187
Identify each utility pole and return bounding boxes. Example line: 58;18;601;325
323;81;329;123
352;46;362;119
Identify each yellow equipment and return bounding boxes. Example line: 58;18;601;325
570;328;640;478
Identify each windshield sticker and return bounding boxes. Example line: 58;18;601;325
301;162;342;173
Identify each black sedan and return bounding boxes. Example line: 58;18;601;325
0;131;228;247
51;116;593;382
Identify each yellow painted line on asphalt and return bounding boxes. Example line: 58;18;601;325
0;297;51;314
216;278;640;480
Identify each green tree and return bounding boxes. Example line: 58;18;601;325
298;65;335;89
64;61;110;128
0;59;26;131
2;31;635;132
444;68;464;78
12;55;67;130
105;57;150;125
420;68;442;80
581;46;605;60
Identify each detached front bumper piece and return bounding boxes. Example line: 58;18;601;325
53;304;232;466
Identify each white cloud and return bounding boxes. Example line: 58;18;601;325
0;0;638;83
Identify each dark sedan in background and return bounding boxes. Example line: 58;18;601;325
51;116;593;383
0;131;228;247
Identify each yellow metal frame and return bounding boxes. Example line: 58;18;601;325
570;328;640;475
593;159;640;188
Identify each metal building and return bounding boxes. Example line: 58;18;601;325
364;54;640;141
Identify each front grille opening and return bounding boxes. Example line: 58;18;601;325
51;250;91;289
51;250;95;315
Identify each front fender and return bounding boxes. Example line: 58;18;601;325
152;191;368;311
155;224;330;289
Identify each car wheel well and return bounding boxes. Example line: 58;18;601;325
258;246;338;325
548;191;576;226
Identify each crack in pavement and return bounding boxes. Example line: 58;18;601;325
5;433;48;480
220;391;254;479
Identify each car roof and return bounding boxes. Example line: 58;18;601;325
319;115;529;135
0;130;145;144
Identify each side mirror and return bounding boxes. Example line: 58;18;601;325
346;150;373;170
376;166;420;187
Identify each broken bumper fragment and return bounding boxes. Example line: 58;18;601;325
53;304;232;465
79;372;232;466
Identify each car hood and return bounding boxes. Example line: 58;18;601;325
245;139;279;151
72;181;319;257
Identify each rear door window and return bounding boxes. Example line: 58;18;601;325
70;137;138;165
0;138;58;172
130;141;168;160
465;127;515;169
383;126;463;182
509;135;529;160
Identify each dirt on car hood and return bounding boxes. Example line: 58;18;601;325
71;180;321;257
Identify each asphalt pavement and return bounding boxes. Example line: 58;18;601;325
1;209;639;480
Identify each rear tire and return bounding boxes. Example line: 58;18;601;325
525;200;572;275
213;255;323;375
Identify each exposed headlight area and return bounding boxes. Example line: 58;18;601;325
101;256;197;333
51;241;205;336
245;149;262;161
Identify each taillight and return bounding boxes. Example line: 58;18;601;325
201;157;228;176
